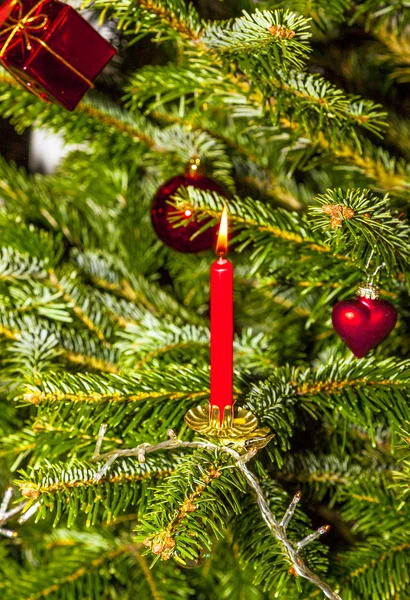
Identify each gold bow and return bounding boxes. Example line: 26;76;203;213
0;0;48;57
0;0;94;99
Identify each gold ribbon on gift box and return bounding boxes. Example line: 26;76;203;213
0;0;94;101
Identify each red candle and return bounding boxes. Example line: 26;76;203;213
210;207;233;422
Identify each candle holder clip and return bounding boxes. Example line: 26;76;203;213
185;404;271;446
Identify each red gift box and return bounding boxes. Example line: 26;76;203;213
0;0;116;110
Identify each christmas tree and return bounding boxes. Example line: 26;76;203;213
0;0;410;598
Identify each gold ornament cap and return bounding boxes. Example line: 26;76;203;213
356;282;380;300
187;156;201;177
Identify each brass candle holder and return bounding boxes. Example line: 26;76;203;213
185;404;271;445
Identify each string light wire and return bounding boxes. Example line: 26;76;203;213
92;426;341;600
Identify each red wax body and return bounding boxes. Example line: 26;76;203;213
210;257;233;415
0;0;116;110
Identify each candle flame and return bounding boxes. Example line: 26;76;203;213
216;207;229;256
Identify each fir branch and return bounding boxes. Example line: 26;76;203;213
124;49;386;149
71;250;206;327
0;248;48;282
92;429;340;599
1;528;193;600
341;475;407;535
196;539;271;600
372;23;410;83
0;67;391;204
0;71;158;148
1;33;388;185
259;0;349;29
386;113;410;160
6;541;133;600
79;102;157;148
62;352;119;373
8;283;71;323
310;188;410;277
124;58;228;113
278;452;363;505
270;72;386;138
352;0;410;31
0;423;124;466
202;10;311;70
0;315;119;374
303;134;410;198
24;367;210;401
21;368;211;445
139;450;240;562
6;329;64;380
17;455;176;527
338;535;410;599
23;368;209;407
392;427;410;506
26;546;130;600
115;317;209;368
0;205;63;269
0;71;231;199
1;74;238;203
48;269;110;346
133;548;163;600
90;0;202;41
247;358;410;441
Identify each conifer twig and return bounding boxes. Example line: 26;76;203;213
92;426;341;600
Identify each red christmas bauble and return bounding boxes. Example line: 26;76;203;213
151;174;225;253
332;287;397;358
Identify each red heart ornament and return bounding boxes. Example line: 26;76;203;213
332;296;397;358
